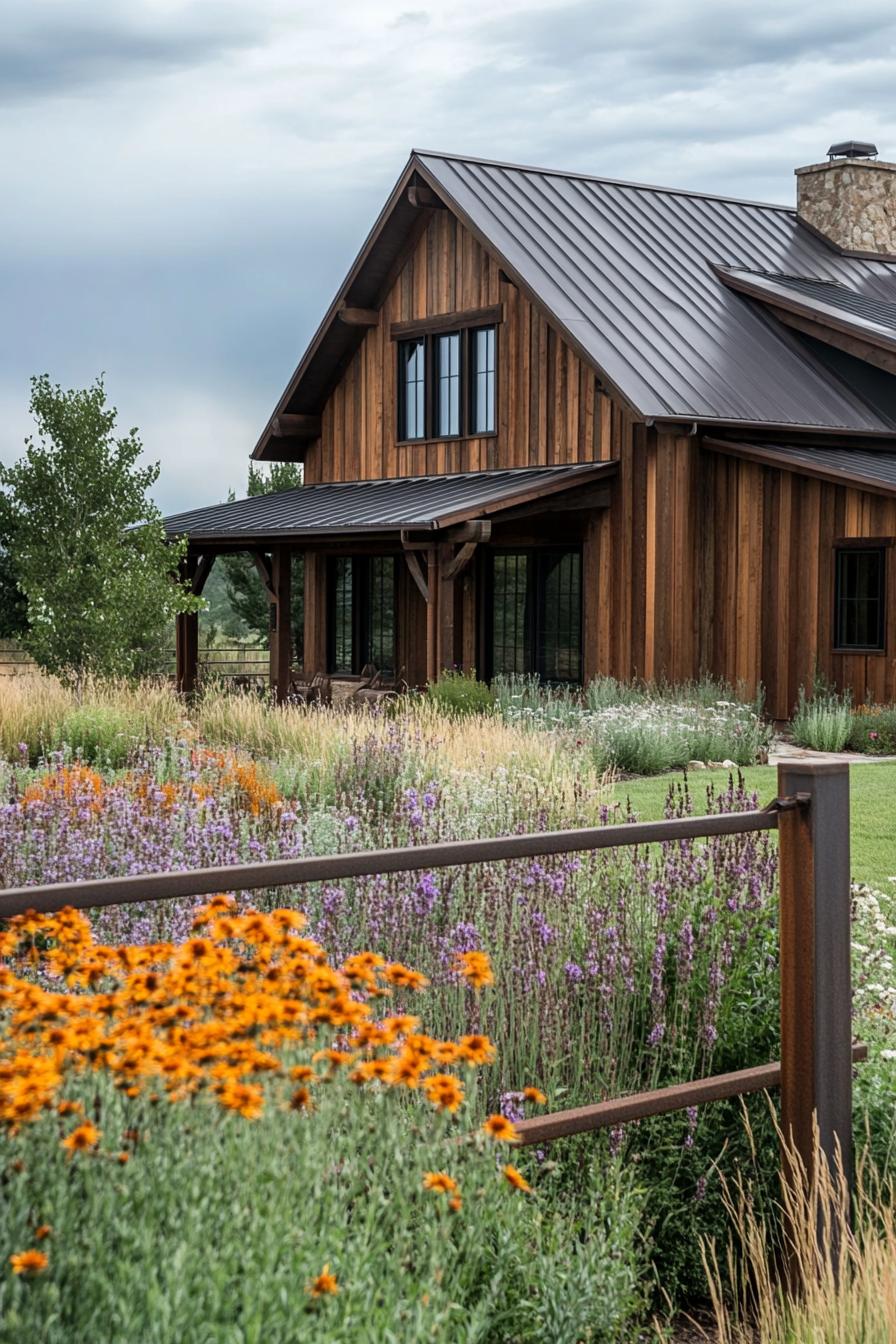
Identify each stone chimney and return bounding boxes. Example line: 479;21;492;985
796;142;896;260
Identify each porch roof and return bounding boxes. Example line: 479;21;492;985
161;462;616;545
704;438;896;496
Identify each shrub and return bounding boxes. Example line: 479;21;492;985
425;670;495;718
849;704;896;756
0;907;648;1343
790;685;853;752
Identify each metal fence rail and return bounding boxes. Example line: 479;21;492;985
0;761;854;1274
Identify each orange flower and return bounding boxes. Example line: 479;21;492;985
522;1086;547;1106
422;1171;458;1194
503;1163;533;1193
457;1034;496;1066
61;1121;100;1155
10;1249;48;1276
453;950;494;991
34;1225;52;1241
448;1195;463;1213
307;1264;338;1297
482;1114;520;1144
383;963;429;992
289;1086;313;1111
423;1073;465;1114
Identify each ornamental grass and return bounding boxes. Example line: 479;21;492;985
0;904;648;1343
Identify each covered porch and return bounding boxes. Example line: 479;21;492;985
162;463;616;701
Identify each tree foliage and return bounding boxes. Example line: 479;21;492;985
0;543;27;640
220;462;304;649
0;375;199;685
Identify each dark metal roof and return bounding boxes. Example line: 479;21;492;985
705;438;896;494
410;151;896;432
721;267;896;337
162;463;614;542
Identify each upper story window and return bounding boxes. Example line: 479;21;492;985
393;307;500;442
470;325;496;434
398;339;426;441
834;544;887;651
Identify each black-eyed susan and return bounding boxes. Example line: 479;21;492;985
422;1171;458;1194
307;1264;338;1297
423;1073;465;1113
503;1163;533;1193
453;950;494;990
10;1249;48;1276
482;1114;520;1143
522;1086;547;1106
61;1121;100;1155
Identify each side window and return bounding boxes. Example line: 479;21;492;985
469;326;496;434
398;340;426;441
834;546;886;651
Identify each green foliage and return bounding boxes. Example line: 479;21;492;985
849;705;896;756
790;684;853;752
0;1074;647;1344
0;376;199;686
426;670;495;717
220;463;304;649
0;544;27;638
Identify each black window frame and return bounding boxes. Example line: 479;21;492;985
833;542;888;653
484;546;583;685
397;338;426;442
326;556;399;675
396;323;498;444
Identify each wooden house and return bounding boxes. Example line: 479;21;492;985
163;143;896;717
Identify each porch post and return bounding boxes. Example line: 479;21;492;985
303;552;326;674
269;546;292;704
425;547;439;683
437;541;458;675
175;553;199;695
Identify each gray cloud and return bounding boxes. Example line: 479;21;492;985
0;4;275;104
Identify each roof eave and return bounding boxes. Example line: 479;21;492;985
703;437;896;497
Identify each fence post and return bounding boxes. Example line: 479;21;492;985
777;761;852;1253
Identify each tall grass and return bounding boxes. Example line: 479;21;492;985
705;1128;896;1343
0;674;184;764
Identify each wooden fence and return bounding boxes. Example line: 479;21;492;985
0;761;857;1265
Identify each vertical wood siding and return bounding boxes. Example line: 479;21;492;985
700;450;896;718
304;210;613;483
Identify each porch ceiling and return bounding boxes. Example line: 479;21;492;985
160;462;616;545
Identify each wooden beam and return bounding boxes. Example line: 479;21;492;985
269;547;292;704
250;550;276;600
403;549;430;604
262;437;309;463
425;548;439;682
270;413;321;439
442;540;479;582
390;304;503;341
437;542;456;673
401;521;492;547
337;306;379;327
191;553;215;597
407;183;445;210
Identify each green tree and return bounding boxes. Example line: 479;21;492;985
0;374;199;686
221;462;304;650
0;543;27;639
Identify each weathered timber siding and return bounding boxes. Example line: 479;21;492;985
304;210;614;483
700;449;896;718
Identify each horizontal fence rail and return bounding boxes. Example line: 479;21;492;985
0;807;781;918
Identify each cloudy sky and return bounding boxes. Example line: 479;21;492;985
3;0;896;512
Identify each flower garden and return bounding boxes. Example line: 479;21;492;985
2;674;896;1341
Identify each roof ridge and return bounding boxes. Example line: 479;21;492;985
412;148;795;214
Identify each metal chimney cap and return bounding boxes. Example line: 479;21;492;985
827;140;878;161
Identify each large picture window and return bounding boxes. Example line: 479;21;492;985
834;545;886;651
327;556;398;674
396;323;497;442
487;548;582;683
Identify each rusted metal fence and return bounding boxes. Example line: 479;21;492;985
0;761;856;1245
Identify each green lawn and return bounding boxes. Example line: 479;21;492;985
614;763;896;891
